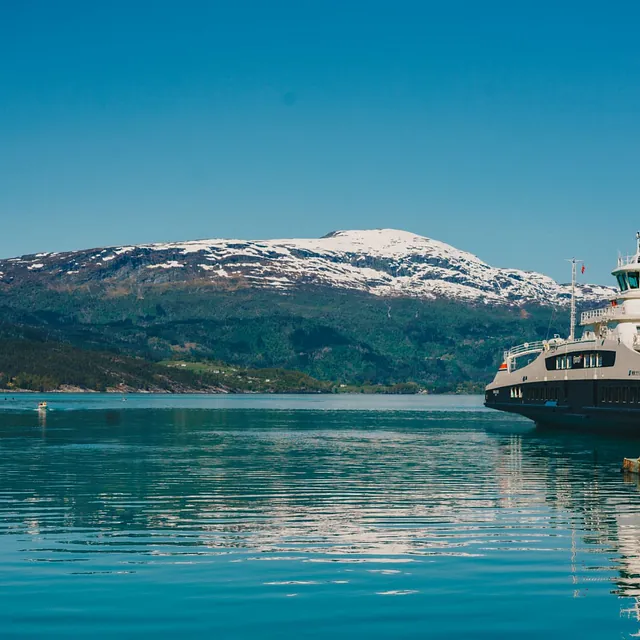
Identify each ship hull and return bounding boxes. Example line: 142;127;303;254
486;400;640;430
484;345;640;435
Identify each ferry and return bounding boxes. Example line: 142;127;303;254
485;234;640;429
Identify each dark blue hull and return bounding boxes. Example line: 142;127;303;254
485;379;640;431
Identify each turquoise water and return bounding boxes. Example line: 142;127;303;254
2;394;640;638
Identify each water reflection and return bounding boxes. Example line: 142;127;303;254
2;407;640;637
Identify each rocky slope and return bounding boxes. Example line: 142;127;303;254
0;229;614;305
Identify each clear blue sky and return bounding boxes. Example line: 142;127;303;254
1;0;639;283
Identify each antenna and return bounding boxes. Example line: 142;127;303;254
636;231;640;257
565;257;583;342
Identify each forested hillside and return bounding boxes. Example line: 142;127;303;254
0;283;571;392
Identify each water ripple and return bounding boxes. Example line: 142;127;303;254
1;400;640;638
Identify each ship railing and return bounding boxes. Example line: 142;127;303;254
617;253;640;268
502;337;568;363
503;340;547;362
580;306;625;325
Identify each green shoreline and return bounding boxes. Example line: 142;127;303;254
0;343;486;395
0;386;482;395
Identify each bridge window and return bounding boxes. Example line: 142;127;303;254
630;272;640;289
617;273;629;291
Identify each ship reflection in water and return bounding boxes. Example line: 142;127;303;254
2;399;640;638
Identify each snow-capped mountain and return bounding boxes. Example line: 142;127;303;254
0;229;614;305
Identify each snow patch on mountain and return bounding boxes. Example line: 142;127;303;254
0;228;615;305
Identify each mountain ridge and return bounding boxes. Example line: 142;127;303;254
0;228;614;306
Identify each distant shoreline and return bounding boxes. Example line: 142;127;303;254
0;388;478;396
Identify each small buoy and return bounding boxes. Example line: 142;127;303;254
38;401;47;411
623;458;640;474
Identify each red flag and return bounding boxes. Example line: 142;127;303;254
581;265;585;274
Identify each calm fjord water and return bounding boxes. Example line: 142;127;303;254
2;395;640;638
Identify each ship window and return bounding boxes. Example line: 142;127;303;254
617;274;629;291
629;272;640;289
631;388;637;403
546;351;612;371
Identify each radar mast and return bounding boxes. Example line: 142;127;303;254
566;257;583;342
